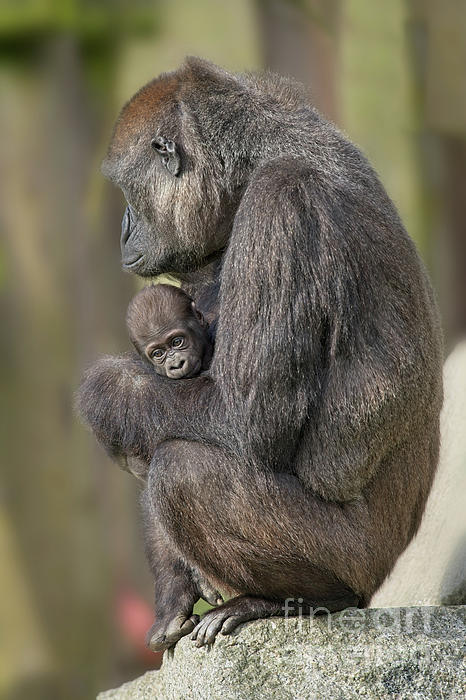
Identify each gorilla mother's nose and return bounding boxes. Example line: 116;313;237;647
121;206;132;248
120;205;143;269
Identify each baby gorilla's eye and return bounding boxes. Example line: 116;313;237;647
172;336;184;348
151;348;165;359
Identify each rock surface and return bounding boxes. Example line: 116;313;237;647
99;606;465;699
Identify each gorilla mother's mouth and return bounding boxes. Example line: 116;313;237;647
123;255;144;270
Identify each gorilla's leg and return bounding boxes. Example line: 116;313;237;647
149;441;372;646
140;489;222;651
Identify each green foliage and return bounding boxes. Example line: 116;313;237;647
0;0;156;42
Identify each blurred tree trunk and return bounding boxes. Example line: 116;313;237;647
255;0;342;122
406;0;466;346
0;510;56;698
0;35;140;698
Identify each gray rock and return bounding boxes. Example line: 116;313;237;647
372;343;466;609
98;606;466;699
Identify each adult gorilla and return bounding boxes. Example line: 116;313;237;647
78;58;443;649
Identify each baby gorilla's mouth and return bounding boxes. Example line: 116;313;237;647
166;358;201;379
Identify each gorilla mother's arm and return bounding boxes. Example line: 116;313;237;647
212;157;435;500
77;353;225;470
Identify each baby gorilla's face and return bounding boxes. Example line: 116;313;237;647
144;320;208;379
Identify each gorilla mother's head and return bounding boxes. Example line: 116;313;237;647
101;57;268;277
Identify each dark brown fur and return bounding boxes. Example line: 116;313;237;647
78;58;443;649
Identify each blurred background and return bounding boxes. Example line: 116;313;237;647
0;1;465;698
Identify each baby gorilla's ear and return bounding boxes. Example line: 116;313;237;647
191;301;207;327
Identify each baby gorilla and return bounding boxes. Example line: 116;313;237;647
126;284;213;379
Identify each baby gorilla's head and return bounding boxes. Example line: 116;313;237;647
126;284;212;379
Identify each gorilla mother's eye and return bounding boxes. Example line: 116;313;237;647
172;336;184;348
151;348;165;360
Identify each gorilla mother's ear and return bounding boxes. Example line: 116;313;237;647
151;135;181;177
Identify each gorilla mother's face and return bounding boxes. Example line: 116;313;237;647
101;72;230;277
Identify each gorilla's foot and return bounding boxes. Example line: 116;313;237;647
190;589;361;647
147;611;200;651
190;596;283;647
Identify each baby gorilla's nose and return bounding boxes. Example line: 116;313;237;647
167;358;185;371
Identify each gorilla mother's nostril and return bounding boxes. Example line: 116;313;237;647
120;206;144;270
121;206;132;248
